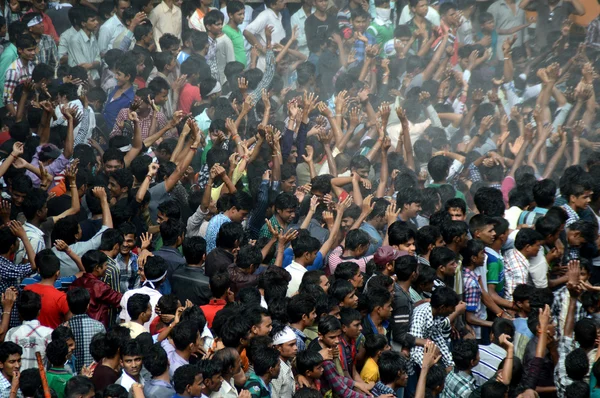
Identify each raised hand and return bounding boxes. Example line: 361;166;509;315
302;145;314;164
53;240;70;252
140;232;153;251
11;142;24;158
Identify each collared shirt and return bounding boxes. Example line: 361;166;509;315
115;252;139;292
485;247;505;296
27;145;70;188
503;249;529;301
144;379;175;398
359;222;383;256
291;326;307;352
586;16;600;50
286;261;307;297
119;285;162;328
463;267;486;339
98;14;125;53
290;6;314;55
3;58;34;108
6;320;53;370
551;286;588;340
68;314;106;373
487;0;528;60
244;8;285;70
110;107;172;141
270;359;294;398
0;43;18;107
53;225;109;277
67;29;100;80
211;377;237;398
409;303;454;373
161;339;189;377
371;381;395;396
441;370;478;398
14;222;45;265
103;85;135;129
117;371;144;392
36;34;58;71
318;360;366;398
555;335;575;398
0;255;34;327
148;1;182;50
472;343;506;386
0;373;21;398
58;26;77;58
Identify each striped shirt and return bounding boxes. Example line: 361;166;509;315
471;343;506;386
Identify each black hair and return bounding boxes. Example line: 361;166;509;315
388;222;416;246
514;228;544;251
171;321;199;351
364;333;388;358
329;279;355;305
366;288;392;313
103;385;127;398
512;284;535;304
416;225;441;255
182;236;206;265
159;33;180;50
127;293;150;321
318;315;342;335
17;290;41;321
473;187;505;217
143;343;169;377
574;318;597;350
334;262;360;282
160;219;185;247
121;339;142;358
565;381;589;398
216;222;245;249
99;228;124;251
64;376;94;398
81;250;109;274
378;350;407;384
338;307;361;327
115;58;137;82
287;294;316;324
430;286;459;309
566;348;589;381
430;247;456;269
46;339;68;367
66;287;90;315
296;350;323;375
451;338;478;370
252;347;280;376
236;245;263;270
393;255;418;282
221;317;252;348
173;364;200;394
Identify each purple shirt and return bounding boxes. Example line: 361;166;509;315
26;145;70;188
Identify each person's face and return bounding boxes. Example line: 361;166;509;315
341;217;356;231
437;304;456;317
271;360;281;379
412;0;428;16
305;309;317;326
206;373;223;392
0;25;7;38
277;208;296;224
121;355;143;376
278;340;298;360
142;0;154;14
287;147;298;164
207;21;223;36
11;190;26;207
154;89;169;106
189;374;204;397
306;250;318;266
308;363;324;379
83;16;99;31
115;70;130;87
314;0;328;10
65;338;76;358
477;224;496;246
321;329;342;348
271;0;286;11
281;176;297;193
448;207;465;221
344;319;362;339
116;0;130;19
0;354;21;378
32;0;46;11
473;249;485;267
95;262;108;277
350;270;363;288
481;19;495;32
580;267;590;282
230;209;249;223
441;260;457;276
121;233;135;255
319;275;330;293
443;7;459;26
398;238;416;256
231;9;245;25
157;211;169;225
108;176;122;199
434;236;445;247
254;315;273;336
141;303;152;322
20;46;37;61
351;16;368;33
104;159;123;174
343;290;359;308
404;202;421;218
354;167;369;179
571;191;593;210
378;299;393;319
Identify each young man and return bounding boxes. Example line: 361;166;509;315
388;222;417;255
143;343;175;398
441;339;479;398
503;228;544;301
172;236;211;306
431;247;458;290
552;259;592;340
116;222;139;293
204;10;234;84
70;250;122;328
271;325;298;397
46;339;73;398
329;229;373;274
228;245;262;293
288;294;317;352
66;287;106;373
122;293;152;338
286;235;320;297
472;318;514;385
23;252;72;328
243;0;285;70
390;254;419;352
359;198;389;256
197;360;222;397
103;58;136;129
200;273;233;328
148;0;181;51
361;288;393;337
116;340;144;391
98;0;130;54
68;7;101;80
396;187;422;226
415;226;444;266
373;350;409;395
461;239;492;340
338;307;363;379
222;1;247;65
5;291;53;370
295;350;324;392
205;222;244;277
205;192;253;253
244;347;281;398
177;50;208;114
154;219;187;292
3;34;36;116
0;342;22;398
162;321;203;377
560;173;594;227
172;364;204;398
259;192;298;240
445;198;467;221
23;13;57;70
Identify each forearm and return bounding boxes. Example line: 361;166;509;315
466;312;493;328
221;174;237;194
100;198;113;228
170;133;188;162
542;141;567;179
376;152;388;198
66;248;84;272
21;238;37;270
143;124;172;147
497;24;529;35
136;175;151;203
274;245;285;267
261;237;277;260
15;90;29;122
402;123;415;170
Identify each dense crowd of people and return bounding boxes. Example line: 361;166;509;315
0;0;599;396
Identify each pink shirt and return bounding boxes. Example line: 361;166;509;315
178;83;200;114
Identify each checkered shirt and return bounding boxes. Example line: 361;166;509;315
503;249;529;302
440;370;478;398
408;302;454;374
68;314;106;373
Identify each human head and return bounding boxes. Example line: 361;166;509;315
0;342;22;378
64;376;94;398
173;365;203;396
430;286;459;316
296;350;324;380
17;290;41;322
120;340;143;378
127;293;152;324
81;250;109;277
317;315;342;348
514;228;544;258
387;222;416;255
430;247;457;277
143;343;169;378
378;350;408;387
329;279;358;308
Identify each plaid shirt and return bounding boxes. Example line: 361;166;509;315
320;360;369;398
0;255;34;328
3;58;34;108
372;381;395;396
463;268;482;310
561;204;579;227
68;314;106;373
503;249;529;302
551;286;588;340
291;326;307;352
0;372;21;398
6;320;53;370
468;163;482;184
36;34;58;71
110;108;173;141
554;335;575;398
408;302;454;374
440;370;478;398
586;16;600;50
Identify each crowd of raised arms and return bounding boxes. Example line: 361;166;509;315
1;0;600;397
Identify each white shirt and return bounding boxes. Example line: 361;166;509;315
211;377;238;398
117;371;144;393
528;246;549;288
119;285;162;328
398;5;440;26
244;8;285;70
290;7;315;56
504;206;523;230
53;225;108;277
6;320;53;370
98;15;125;54
472;343;506;386
15;222;45;265
285;261;307;297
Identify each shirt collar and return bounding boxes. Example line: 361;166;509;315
24;222;44;236
484;246;501;258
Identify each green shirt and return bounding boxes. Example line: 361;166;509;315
222;24;247;66
367;22;394;53
244;373;271;398
47;368;73;398
485;248;505;296
0;43;18;107
428;183;466;201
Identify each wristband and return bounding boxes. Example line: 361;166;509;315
190;147;198;151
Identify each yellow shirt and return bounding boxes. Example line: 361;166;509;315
360;357;379;383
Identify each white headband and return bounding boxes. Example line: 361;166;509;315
143;271;167;289
118;144;132;152
207;81;222;97
27;15;43;27
273;326;296;345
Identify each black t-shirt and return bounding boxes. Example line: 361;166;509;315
305;13;339;53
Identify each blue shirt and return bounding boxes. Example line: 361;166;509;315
103;86;134;129
360;222;383;256
283;248;324;271
205;213;231;253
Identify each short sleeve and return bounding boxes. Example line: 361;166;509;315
487;260;500;285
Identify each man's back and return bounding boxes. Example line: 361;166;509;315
69;314;106;373
171;266;211;306
23;283;69;328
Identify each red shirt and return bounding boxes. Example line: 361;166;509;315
24;283;70;328
199;299;226;328
70;273;123;328
178;83;201;114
